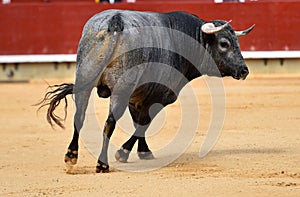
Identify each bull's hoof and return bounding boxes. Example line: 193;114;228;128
115;148;130;163
96;161;109;173
64;149;78;165
137;151;155;160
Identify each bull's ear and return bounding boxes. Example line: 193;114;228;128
201;20;232;34
235;24;255;37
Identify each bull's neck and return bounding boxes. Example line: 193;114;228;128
183;61;203;82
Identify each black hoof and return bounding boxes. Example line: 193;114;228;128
96;161;109;173
138;151;155;160
115;148;130;163
64;149;78;165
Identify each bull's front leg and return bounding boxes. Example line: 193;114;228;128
115;135;138;162
137;137;154;160
115;127;154;162
115;136;154;162
116;105;156;162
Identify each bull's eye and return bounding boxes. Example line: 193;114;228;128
220;41;229;48
218;38;231;52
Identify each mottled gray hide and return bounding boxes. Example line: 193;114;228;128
75;10;249;96
42;9;253;172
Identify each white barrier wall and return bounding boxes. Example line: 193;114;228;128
0;52;300;81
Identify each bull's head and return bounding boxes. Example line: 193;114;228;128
201;20;254;80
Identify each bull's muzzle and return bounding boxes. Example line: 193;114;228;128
234;66;249;80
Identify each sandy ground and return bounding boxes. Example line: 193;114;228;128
0;75;300;196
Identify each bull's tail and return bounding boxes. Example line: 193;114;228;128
37;83;74;129
108;13;124;34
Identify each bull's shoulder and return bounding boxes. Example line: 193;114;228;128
164;11;203;24
160;11;204;38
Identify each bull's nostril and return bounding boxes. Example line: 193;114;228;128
241;68;249;76
239;67;249;80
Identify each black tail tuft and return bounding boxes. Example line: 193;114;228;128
36;83;74;129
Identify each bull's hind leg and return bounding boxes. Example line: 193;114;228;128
65;88;92;165
96;112;116;173
96;94;128;173
64;125;79;165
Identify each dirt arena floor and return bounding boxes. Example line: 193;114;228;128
1;74;300;196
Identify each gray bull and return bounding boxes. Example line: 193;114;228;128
39;9;254;172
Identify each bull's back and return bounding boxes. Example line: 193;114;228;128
83;10;164;34
77;10;166;67
76;10;202;90
82;9;201;37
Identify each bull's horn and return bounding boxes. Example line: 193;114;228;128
201;20;232;34
235;24;255;37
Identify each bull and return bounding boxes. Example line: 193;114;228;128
39;9;254;173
